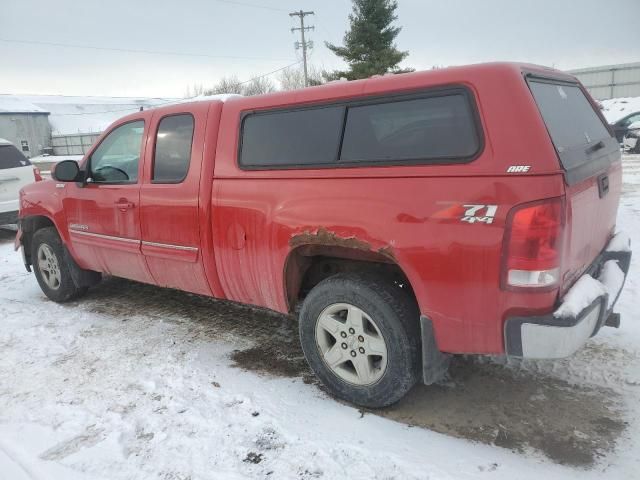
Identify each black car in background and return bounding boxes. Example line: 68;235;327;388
623;122;640;154
611;111;640;143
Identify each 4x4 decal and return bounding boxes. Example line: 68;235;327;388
461;204;498;224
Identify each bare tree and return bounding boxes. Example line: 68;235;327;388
242;76;276;96
278;65;323;91
191;69;316;98
184;83;205;98
204;76;244;95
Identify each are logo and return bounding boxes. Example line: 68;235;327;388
461;204;498;224
506;165;531;173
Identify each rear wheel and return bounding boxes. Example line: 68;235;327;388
299;273;420;408
31;227;88;302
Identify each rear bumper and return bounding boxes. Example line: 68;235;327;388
0;210;19;226
504;231;631;359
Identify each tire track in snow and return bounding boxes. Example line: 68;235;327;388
0;440;42;480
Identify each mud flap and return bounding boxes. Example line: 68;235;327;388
419;315;451;384
63;246;101;288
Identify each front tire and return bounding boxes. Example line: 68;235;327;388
299;273;420;408
31;227;88;302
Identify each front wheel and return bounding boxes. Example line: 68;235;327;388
31;227;88;302
299;273;420;408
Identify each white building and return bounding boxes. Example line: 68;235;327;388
568;62;640;100
0;97;51;158
0;95;174;156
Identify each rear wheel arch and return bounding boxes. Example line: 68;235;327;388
283;244;419;314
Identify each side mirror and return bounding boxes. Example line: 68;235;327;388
53;160;81;182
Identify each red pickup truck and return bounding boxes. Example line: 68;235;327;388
16;63;631;407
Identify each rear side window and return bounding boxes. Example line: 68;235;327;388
528;80;613;171
240;106;344;167
341;94;479;162
0;145;31;170
153;114;195;182
239;88;481;169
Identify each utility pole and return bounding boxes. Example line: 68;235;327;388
289;10;314;87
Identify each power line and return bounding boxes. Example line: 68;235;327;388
0;37;292;62
46;60;303;116
313;11;343;44
237;60;302;85
212;0;288;12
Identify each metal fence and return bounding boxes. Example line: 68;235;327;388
51;132;101;155
568;62;640;100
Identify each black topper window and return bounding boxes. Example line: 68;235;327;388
240;106;345;167
239;89;481;169
340;94;479;162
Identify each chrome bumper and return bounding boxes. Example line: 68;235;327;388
504;231;631;359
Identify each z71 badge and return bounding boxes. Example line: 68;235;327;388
461;204;498;224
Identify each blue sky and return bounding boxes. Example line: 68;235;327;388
1;0;638;97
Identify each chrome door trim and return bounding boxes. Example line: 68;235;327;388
141;240;199;252
69;229;140;244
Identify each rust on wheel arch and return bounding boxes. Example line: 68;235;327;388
285;228;399;311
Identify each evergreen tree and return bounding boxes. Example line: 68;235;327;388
325;0;411;81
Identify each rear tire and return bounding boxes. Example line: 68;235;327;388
299;273;420;408
31;227;88;302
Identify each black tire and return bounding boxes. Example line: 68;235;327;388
299;273;420;408
31;227;88;302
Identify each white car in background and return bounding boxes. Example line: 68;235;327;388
623;121;640;154
0;138;42;226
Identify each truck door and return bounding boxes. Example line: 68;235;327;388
139;102;212;295
64;117;154;284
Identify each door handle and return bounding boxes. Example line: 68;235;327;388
114;200;135;212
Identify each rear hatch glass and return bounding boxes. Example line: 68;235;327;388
528;78;619;184
528;77;621;294
0;145;31;169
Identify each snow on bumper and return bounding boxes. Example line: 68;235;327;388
504;231;632;359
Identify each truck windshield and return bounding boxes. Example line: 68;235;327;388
528;79;613;171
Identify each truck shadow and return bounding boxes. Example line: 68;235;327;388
0;227;17;244
81;276;626;468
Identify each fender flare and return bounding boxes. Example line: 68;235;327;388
20;215;101;288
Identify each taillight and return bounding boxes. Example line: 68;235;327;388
502;197;564;289
33;167;43;182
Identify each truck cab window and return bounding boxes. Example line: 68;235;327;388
90;121;144;183
152;114;195;183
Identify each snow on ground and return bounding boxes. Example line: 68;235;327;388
29;154;84;165
1;156;640;479
30;154;84;176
